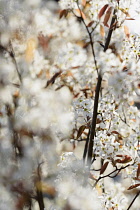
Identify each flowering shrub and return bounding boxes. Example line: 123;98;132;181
0;0;140;209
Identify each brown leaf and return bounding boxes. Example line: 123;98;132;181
127;183;140;190
59;9;69;19
116;154;123;157
89;173;97;180
77;125;87;139
111;158;116;167
125;18;135;20
87;20;95;27
75;9;86;19
100;161;109;175
124;25;130;38
100;24;105;37
133;177;140;181
38;34;52;51
137;163;140;178
98;4;109;19
116;155;132;164
45;71;62;88
103;6;114;27
36;181;56;197
71;66;81;69
111;131;121;135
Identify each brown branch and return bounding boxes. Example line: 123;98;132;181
0;42;22;83
86;10;116;166
127;190;140;210
9;41;22;83
93;162;133;188
83;129;90;161
75;3;99;74
45;70;62;88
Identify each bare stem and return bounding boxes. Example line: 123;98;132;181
86;11;116;166
76;3;98;73
9;41;22;83
127;190;140;210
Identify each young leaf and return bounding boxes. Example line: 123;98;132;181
82;0;86;7
98;4;109;19
116;155;132;164
119;8;130;17
38;34;52;51
45;71;62;88
77;125;87;139
59;9;69;19
100;25;105;37
125;18;135;20
25;38;37;62
87;20;94;27
137;163;140;178
124;25;130;38
100;161;109;175
127;183;140;190
111;131;121;135
75;9;86;19
103;6;114;27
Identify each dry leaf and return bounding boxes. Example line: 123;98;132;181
98;4;109;19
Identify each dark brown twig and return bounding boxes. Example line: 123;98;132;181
127;190;140;210
86;10;116;166
9;41;22;83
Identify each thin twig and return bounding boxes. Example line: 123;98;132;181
127;190;140;210
83;129;90;161
93;162;134;188
76;3;99;74
9;41;22;83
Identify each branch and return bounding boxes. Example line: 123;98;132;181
86;10;116;166
9;41;22;83
75;3;99;74
93;162;134;188
127;190;140;210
